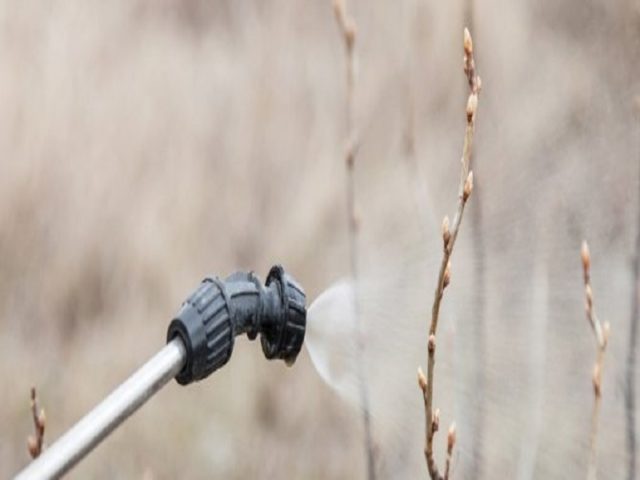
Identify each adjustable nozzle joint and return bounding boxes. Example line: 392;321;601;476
167;265;306;385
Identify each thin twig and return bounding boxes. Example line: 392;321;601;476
463;4;486;478
418;27;481;480
581;241;611;480
27;386;46;459
626;216;639;480
332;2;376;479
443;423;457;480
625;98;640;480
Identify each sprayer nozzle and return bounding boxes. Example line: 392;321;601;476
166;265;306;385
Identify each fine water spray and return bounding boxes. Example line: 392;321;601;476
14;265;306;480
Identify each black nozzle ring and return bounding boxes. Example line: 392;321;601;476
167;265;306;385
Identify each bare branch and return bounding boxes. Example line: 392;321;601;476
581;241;610;480
419;27;482;480
333;2;376;478
27;386;46;459
444;423;457;480
625;102;640;480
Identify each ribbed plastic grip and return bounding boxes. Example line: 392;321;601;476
167;279;234;385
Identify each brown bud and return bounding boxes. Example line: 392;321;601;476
333;0;356;49
344;21;356;50
442;216;451;249
428;334;436;354
581;241;591;274
466;93;478;123
463;28;473;57
447;423;457;453
27;435;39;458
346;147;355;168
37;408;46;432
592;363;602;398
585;284;593;310
443;261;451;288
418;367;427;391
432;408;440;433
463;171;473;201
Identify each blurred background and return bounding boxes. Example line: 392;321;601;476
0;0;638;478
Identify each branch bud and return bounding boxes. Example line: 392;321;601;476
447;423;457;454
344;21;356;50
592;363;602;398
432;408;440;433
442;216;451;249
581;241;591;275
463;28;473;57
585;284;593;310
443;261;451;288
428;334;436;354
333;0;356;50
37;408;46;432
418;367;428;391
27;436;39;458
463;171;474;201
466;93;478;123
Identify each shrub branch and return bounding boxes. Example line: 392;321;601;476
333;2;376;478
27;386;46;459
625;105;640;480
418;27;481;480
581;241;611;480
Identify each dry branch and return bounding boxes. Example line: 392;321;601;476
625;101;640;480
443;423;457;480
418;27;481;480
463;6;487;478
332;1;376;478
27;386;46;459
581;241;611;480
626;215;639;480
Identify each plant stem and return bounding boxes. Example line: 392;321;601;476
420;27;481;480
463;5;486;479
332;2;376;478
625;159;640;480
581;241;610;480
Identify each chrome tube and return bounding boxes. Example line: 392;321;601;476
14;337;186;480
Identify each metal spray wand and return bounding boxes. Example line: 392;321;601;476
14;265;307;480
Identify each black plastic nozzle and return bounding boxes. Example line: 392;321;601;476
166;265;306;385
